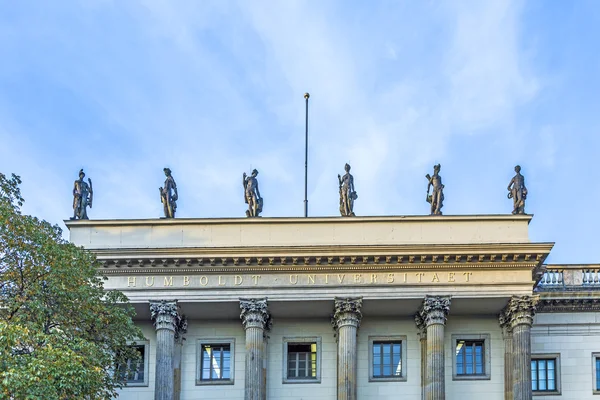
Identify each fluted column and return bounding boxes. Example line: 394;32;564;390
501;296;537;400
150;300;185;400
240;298;272;400
331;297;362;400
499;311;514;400
415;313;428;400
418;296;451;400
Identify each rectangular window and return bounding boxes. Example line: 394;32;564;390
368;336;407;382
532;358;557;392
372;341;402;378
282;337;321;383
196;339;235;385
596;357;600;391
451;334;490;380
287;343;317;379
456;340;484;376
118;342;149;387
201;344;231;381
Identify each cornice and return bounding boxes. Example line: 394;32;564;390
93;242;553;274
64;214;534;228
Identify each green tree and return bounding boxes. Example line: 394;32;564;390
0;173;143;399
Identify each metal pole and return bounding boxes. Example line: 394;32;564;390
304;93;310;217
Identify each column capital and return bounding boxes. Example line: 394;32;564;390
414;312;427;339
240;297;272;331
501;295;538;329
331;297;363;332
498;308;513;338
150;300;184;332
418;295;451;327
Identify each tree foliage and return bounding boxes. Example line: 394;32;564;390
0;173;143;399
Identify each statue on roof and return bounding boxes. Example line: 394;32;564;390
338;163;357;217
425;164;444;215
71;169;93;220
159;168;178;218
243;169;262;217
507;165;527;214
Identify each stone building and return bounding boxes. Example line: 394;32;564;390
65;214;599;400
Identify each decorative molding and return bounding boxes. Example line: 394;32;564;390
537;298;600;313
418;295;451;326
239;298;272;331
500;295;538;328
331;297;363;332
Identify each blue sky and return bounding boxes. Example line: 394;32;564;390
0;1;598;264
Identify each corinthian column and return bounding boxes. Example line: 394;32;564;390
502;296;538;400
415;313;427;400
498;311;514;400
418;296;451;400
331;297;362;400
240;298;272;400
150;300;185;400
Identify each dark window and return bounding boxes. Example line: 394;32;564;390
200;344;231;381
456;340;484;376
118;345;145;384
531;358;557;392
372;341;402;378
596;358;600;391
287;343;317;379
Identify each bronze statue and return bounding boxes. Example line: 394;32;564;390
71;169;93;220
507;165;527;214
425;164;444;215
159;168;178;218
338;163;357;217
243;169;262;217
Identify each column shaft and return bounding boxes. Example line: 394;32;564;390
337;319;358;400
426;323;445;400
155;327;175;400
513;324;532;400
332;297;362;400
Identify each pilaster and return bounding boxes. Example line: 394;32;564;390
150;300;185;400
415;313;428;400
499;310;514;400
331;297;363;400
240;298;272;400
418;296;451;400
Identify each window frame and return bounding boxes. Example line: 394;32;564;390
120;340;150;387
196;338;235;386
282;337;321;384
368;335;408;382
593;352;600;395
532;353;561;396
451;334;491;381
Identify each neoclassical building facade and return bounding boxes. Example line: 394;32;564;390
65;215;599;400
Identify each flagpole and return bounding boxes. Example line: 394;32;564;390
304;92;310;217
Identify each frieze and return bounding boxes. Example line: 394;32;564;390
109;271;496;290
